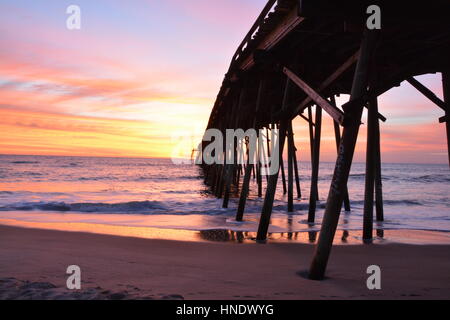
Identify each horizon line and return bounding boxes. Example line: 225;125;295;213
0;153;447;166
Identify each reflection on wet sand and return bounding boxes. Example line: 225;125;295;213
308;231;317;243
198;229;246;242
377;229;385;238
2;218;440;246
197;228;385;245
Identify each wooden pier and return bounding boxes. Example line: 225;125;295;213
199;0;450;279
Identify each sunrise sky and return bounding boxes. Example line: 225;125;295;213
0;0;448;164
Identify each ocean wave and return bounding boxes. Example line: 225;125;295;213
350;199;424;206
349;173;366;178
78;176;113;181
137;175;200;181
23;172;43;176
0;200;167;213
414;174;450;183
344;173;450;183
60;162;80;168
162;190;192;194
272;202;326;212
384;199;424;206
9;161;40;164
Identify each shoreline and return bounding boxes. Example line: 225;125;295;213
0;218;450;246
1;225;450;299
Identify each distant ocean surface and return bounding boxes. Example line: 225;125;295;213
0;154;449;235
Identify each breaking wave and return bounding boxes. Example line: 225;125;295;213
0;201;168;213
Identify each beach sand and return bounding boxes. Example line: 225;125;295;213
0;225;449;300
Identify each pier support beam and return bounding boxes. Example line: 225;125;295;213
406;74;449;167
374;98;384;222
308;106;322;222
290;125;302;199
363;96;378;241
309;30;379;280
236;142;253;221
236;78;266;220
287;121;295;212
307;106;318;201
223;86;246;208
442;71;450;168
256;77;291;242
280;146;287;194
331;96;351;212
333;120;351;212
256;120;288;241
256;143;263;197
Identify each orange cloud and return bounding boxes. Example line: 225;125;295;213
0;108;201;158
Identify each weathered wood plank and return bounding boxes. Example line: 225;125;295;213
240;8;304;71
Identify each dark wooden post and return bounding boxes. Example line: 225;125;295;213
262;135;270;184
213;165;220;191
280;151;287;194
363;96;378;241
307;106;315;162
442;71;450;168
256;77;291;242
222;170;232;207
308;106;322;222
215;164;224;198
287;121;294;212
309;30;378;280
373;97;384;221
291;127;302;199
265;127;272;184
307;106;319;200
223;86;246;208
275;124;287;194
217;98;237;199
236;140;253;221
236;78;266;220
331;97;351;212
256;120;288;241
256;141;263;197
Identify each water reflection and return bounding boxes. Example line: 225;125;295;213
341;213;350;243
198;229;231;242
308;231;317;243
196;228;375;244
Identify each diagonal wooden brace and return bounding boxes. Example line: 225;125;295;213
407;77;448;112
293;50;360;116
283;67;345;125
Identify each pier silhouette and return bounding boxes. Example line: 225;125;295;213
199;0;450;279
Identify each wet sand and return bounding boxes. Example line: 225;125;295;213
0;225;449;300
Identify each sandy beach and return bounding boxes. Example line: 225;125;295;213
1;225;449;300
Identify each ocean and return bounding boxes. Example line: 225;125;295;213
0;154;449;241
